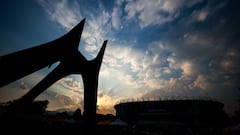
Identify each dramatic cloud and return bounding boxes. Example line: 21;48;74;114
55;94;74;106
54;94;82;110
37;0;82;30
19;81;29;90
97;90;120;114
111;0;123;30
82;9;111;54
220;49;240;75
193;9;209;22
57;77;83;94
125;0;203;28
193;75;210;90
187;1;227;24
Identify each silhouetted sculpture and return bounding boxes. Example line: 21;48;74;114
0;18;107;127
20;40;106;127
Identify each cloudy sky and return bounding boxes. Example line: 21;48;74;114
0;0;239;115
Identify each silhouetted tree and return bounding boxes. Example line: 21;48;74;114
72;108;82;121
232;88;240;124
31;100;49;114
5;99;49;115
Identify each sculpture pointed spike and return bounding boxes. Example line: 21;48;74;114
94;40;107;67
62;18;85;51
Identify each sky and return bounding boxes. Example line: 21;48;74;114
0;0;239;116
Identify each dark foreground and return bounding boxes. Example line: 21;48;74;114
0;118;237;135
0;101;239;135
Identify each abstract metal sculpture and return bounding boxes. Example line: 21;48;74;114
0;18;107;127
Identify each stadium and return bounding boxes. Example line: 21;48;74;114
114;97;230;133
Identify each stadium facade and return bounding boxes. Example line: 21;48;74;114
114;99;230;128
